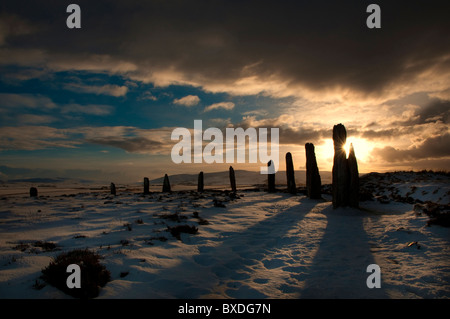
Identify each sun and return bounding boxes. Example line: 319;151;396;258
344;137;374;162
318;137;374;163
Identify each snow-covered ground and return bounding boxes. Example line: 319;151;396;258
0;172;449;299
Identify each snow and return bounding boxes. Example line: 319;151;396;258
0;172;449;299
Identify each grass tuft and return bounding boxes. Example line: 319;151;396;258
167;224;198;240
41;248;111;299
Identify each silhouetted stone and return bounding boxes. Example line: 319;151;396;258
110;183;116;196
285;152;296;194
332;123;349;208
267;160;275;193
268;160;276;193
30;187;38;197
143;177;150;194
332;123;359;209
229;166;236;192
198;171;204;193
305;143;321;199
347;143;359;208
163;174;171;192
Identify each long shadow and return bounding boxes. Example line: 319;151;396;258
137;194;321;298
111;192;389;298
300;206;389;298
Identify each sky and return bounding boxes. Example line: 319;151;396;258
0;0;449;183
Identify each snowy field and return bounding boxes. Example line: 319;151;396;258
0;172;449;299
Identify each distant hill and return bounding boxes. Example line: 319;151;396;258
5;177;93;184
150;170;332;186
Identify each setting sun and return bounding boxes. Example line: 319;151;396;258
344;137;374;162
318;137;374;163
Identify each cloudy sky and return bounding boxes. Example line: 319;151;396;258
0;0;449;182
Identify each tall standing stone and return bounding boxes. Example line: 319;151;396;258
305;143;321;199
143;177;150;194
268;160;276;193
332;124;349;208
285;152;296;194
110;182;116;196
229;166;237;193
29;187;38;197
347;143;359;208
198;171;204;193
163;174;171;192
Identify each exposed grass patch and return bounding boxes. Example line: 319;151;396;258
167;225;198;240
120;239;130;246
13;243;29;252
12;241;58;253
32;279;46;290
41;249;111;299
415;203;450;228
145;236;168;245
213;198;226;207
157;212;187;222
34;241;57;251
192;212;209;225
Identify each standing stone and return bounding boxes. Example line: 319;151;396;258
198;171;204;193
110;182;116;196
163;174;171;192
229;166;237;193
29;187;38;197
267;160;276;193
347;143;359;208
143;177;150;194
305;143;322;199
332;123;349;208
285;152;296;194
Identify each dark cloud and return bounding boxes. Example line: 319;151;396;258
360;127;422;141
357;98;449;142
0;125;81;150
388;98;450;128
235;116;331;145
277;127;329;145
84;136;166;154
372;133;450;162
0;124;171;154
417;100;450;124
1;0;449;99
0;93;56;109
361;128;401;140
